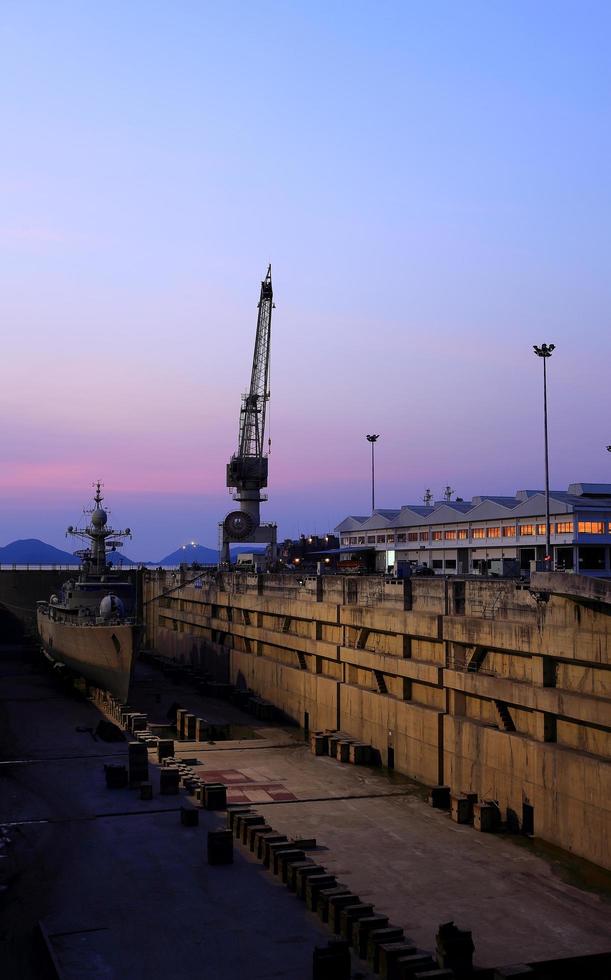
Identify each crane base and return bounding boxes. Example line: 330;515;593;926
220;521;277;566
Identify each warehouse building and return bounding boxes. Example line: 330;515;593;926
336;483;611;576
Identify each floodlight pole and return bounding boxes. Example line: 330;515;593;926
366;434;380;513
533;344;555;569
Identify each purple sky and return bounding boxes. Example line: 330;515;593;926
1;2;610;559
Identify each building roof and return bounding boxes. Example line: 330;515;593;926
569;483;611;497
471;495;518;506
335;484;611;533
335;515;370;533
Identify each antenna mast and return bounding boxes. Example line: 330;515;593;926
66;481;132;575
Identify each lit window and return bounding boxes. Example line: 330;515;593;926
367;536;375;543
377;534;385;543
457;529;468;539
578;521;604;534
432;530;442;541
487;527;500;538
520;525;535;536
472;528;485;539
397;533;407;543
502;526;515;537
407;532;418;542
536;524;546;535
420;531;429;541
341;537;349;546
444;530;457;540
555;522;572;534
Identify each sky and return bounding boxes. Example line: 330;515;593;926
1;1;610;559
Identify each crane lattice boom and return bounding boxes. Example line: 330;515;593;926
221;265;277;564
227;265;273;494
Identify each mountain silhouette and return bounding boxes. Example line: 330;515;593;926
105;550;136;566
0;538;264;566
0;538;137;565
0;539;78;564
156;543;265;566
156;544;220;565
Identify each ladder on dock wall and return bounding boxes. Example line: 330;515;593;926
466;646;488;672
494;700;516;732
373;670;388;694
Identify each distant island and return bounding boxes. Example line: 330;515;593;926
156;543;219;566
0;539;78;565
0;538;264;566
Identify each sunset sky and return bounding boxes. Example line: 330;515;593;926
1;2;610;559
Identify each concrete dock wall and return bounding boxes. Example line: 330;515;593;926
143;569;611;869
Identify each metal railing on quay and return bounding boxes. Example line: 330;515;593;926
0;564;82;571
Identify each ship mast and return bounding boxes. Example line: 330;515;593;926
67;482;132;574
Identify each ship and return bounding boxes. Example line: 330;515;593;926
36;482;140;701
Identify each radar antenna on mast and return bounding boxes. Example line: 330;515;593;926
220;266;277;565
66;482;132;575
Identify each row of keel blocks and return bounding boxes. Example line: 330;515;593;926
310;730;376;766
429;787;502;834
226;808;479;979
226;808;448;979
175;707;230;742
142;653;245;707
193;780;227;809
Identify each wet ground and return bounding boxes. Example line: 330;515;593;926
1;646;610;979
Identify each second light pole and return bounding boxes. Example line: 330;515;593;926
366;434;380;512
533;343;555;567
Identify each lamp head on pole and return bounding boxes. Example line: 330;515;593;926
366;434;380;444
533;343;555;358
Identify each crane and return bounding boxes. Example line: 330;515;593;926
220;265;277;564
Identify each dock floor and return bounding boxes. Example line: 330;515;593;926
1;647;610;978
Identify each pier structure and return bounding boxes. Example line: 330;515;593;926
143;569;611;870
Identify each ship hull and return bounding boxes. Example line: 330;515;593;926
37;611;139;702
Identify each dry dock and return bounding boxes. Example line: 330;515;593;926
1;640;610;978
